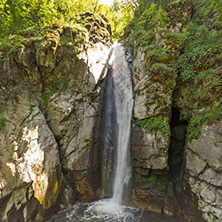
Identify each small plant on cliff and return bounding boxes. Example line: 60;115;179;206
0;117;6;129
188;105;222;140
49;76;70;94
137;116;170;136
187;115;204;140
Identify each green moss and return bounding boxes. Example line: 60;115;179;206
137;116;170;136
200;164;210;174
30;104;33;113
147;174;168;189
135;88;142;94
152;62;175;73
156;176;168;188
147;175;157;183
73;70;80;80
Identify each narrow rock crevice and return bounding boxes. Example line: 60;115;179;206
168;107;188;184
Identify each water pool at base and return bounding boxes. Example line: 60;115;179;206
48;199;187;222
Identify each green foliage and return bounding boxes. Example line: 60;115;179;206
0;0;59;35
152;62;175;73
137;116;170;136
126;2;169;49
178;1;222;83
0;0;134;40
188;115;204;140
0;117;6;129
96;0;134;39
187;86;197;100
0;0;98;37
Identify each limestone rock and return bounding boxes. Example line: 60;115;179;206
132;123;169;170
134;82;172;119
186;150;207;177
47;93;99;172
80;42;111;84
200;168;222;187
78;12;112;44
188;121;222;172
132;46;146;85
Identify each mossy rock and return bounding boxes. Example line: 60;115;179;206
78;12;112;44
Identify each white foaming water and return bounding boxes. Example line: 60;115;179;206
111;42;134;204
62;200;141;222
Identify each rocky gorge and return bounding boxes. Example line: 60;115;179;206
0;0;222;221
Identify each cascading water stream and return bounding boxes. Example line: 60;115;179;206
83;42;134;215
111;42;133;204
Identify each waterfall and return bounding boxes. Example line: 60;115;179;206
49;43;146;221
111;42;134;204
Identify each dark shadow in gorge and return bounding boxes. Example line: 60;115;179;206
168;107;188;184
166;107;204;221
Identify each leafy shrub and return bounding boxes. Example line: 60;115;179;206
137;116;170;136
127;2;169;49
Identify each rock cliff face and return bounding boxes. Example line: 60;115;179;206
0;13;111;221
0;1;222;221
125;0;222;221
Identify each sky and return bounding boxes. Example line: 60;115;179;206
99;0;113;6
